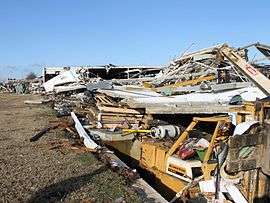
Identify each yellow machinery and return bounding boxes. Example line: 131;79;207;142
110;116;232;195
139;116;231;193
108;112;269;201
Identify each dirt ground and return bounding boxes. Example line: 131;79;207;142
0;93;141;203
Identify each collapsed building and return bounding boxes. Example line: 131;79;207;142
32;42;270;202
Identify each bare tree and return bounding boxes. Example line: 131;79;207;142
25;72;37;80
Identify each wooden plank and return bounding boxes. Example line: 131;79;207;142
220;45;270;95
97;105;142;114
100;114;143;118
155;75;216;91
145;105;235;114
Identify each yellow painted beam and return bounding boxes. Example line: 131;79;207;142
143;75;216;90
122;129;152;133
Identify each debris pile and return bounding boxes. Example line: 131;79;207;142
30;42;270;202
0;78;43;94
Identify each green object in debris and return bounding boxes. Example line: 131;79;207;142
196;148;207;161
229;94;243;105
239;146;254;158
161;87;173;96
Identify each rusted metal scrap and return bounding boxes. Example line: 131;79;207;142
30;119;73;142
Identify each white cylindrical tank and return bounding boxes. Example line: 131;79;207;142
151;125;181;139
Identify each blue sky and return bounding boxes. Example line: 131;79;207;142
0;0;269;80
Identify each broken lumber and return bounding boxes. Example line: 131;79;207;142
97;105;142;114
30;124;59;142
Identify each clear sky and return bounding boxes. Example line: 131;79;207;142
0;0;269;80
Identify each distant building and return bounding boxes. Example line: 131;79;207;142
43;65;165;82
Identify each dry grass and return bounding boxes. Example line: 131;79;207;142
0;93;141;203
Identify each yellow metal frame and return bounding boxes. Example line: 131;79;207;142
139;116;231;173
166;116;230;158
139;116;231;192
165;116;230;179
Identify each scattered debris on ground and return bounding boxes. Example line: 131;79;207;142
0;94;142;203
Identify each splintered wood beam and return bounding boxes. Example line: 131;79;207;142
155;75;216;91
97;105;142;114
